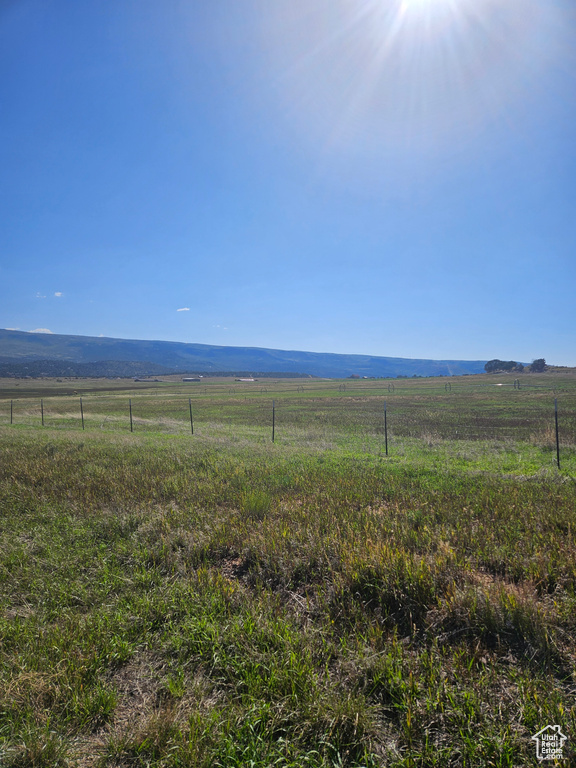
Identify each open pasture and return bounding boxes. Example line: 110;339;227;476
0;372;575;766
1;372;575;474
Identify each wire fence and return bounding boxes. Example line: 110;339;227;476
1;394;574;461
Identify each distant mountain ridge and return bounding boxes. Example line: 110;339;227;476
0;329;487;378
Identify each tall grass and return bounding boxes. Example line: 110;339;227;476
0;374;575;765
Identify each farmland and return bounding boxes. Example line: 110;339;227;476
0;372;575;766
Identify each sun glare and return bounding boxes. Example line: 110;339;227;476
256;0;566;165
396;0;464;34
400;0;444;9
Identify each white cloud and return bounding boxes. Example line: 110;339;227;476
177;307;190;312
6;327;20;331
29;328;53;334
35;292;46;299
54;292;63;297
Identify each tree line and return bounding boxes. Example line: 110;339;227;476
484;359;546;373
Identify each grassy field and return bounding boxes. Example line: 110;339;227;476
1;371;575;464
0;373;575;766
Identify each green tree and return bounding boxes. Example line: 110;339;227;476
530;358;546;372
485;359;518;373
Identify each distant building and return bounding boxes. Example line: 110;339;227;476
182;377;202;382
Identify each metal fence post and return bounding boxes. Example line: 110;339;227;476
555;398;560;470
384;400;388;456
272;399;275;443
129;399;133;432
189;398;194;434
41;399;44;426
80;398;85;430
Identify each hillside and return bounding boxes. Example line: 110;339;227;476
0;329;487;378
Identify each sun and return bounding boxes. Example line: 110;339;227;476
398;0;461;24
400;0;456;10
363;0;465;44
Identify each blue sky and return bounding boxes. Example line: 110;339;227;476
1;0;575;365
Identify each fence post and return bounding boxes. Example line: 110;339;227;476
41;399;44;426
80;398;85;430
272;399;275;443
189;398;194;435
384;400;388;456
555;398;560;470
129;399;133;432
10;400;13;425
